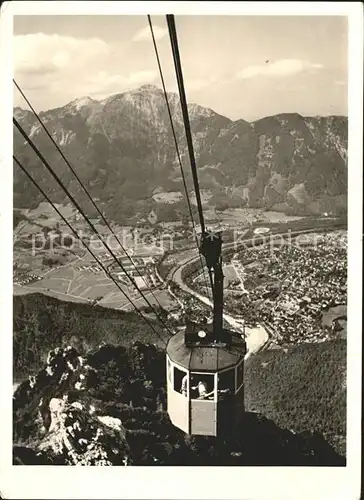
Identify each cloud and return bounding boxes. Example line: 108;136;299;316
14;33;110;75
87;70;157;91
236;59;324;79
187;77;215;92
132;25;167;42
185;75;228;92
13;32;160;110
16;61;58;76
127;70;157;85
60;70;158;101
52;51;70;68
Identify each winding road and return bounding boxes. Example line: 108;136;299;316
166;245;269;358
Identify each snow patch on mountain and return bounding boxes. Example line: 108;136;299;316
218;127;230;138
29;124;41;138
187;102;214;119
60;130;76;146
68;96;95;111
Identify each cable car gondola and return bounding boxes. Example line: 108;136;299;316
166;230;247;436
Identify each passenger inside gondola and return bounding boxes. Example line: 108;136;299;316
190;374;214;400
174;366;188;397
181;373;188;397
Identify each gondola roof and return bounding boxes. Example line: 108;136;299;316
166;324;246;372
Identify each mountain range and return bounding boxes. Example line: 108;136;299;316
13;85;348;224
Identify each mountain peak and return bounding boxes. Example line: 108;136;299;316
67;96;96;110
138;84;160;93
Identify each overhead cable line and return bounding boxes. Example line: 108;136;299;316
13;79;173;330
13;155;168;347
166;14;215;296
166;14;206;236
147;14;212;302
13;117;175;337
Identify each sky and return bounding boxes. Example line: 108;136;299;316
13;15;348;121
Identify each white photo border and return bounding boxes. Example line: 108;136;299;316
0;2;362;500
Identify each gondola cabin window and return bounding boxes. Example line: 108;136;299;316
190;373;215;401
174;366;188;397
217;368;235;400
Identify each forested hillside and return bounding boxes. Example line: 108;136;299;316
244;341;346;456
13;293;168;381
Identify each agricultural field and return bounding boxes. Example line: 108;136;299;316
15;254;120;305
216;208;305;227
14;202;178;313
